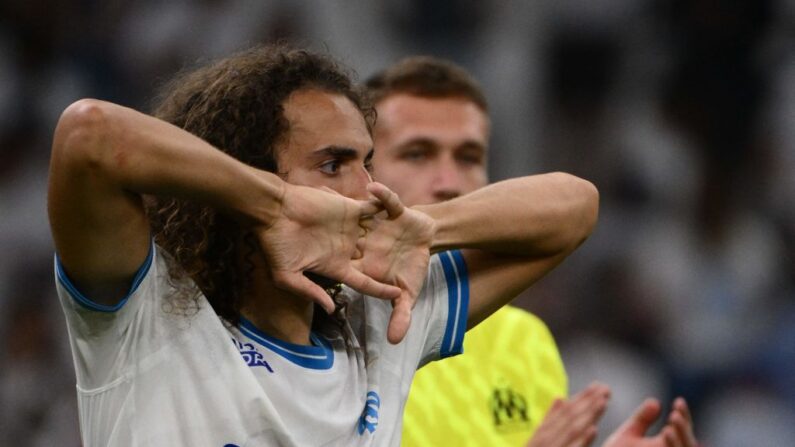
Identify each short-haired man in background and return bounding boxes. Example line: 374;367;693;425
367;56;698;447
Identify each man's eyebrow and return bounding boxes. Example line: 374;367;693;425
457;140;487;152
396;137;437;150
310;146;360;159
396;137;486;152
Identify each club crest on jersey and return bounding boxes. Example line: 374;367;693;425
232;338;273;372
490;383;531;432
357;391;381;435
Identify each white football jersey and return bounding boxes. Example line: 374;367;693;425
54;244;469;446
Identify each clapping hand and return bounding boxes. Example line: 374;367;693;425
527;383;611;447
603;397;697;447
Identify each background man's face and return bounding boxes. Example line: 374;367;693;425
277;89;374;200
372;94;489;206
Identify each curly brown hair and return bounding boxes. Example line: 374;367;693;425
147;44;373;326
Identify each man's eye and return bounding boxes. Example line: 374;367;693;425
364;159;374;173
457;154;484;166
319;159;341;174
401;150;427;162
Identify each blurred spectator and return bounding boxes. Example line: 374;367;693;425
0;263;78;446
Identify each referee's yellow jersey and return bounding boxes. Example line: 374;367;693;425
402;305;567;446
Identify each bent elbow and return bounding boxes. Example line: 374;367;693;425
52;99;112;172
554;172;599;250
578;177;600;239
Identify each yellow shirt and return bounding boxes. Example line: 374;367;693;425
402;305;567;446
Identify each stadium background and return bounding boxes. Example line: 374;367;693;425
0;1;793;445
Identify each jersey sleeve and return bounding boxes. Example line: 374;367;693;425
409;249;470;367
53;241;158;390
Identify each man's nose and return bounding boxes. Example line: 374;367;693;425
432;159;462;202
351;164;374;200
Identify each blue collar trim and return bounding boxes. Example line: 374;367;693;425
238;317;334;370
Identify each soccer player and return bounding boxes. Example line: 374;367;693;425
367;56;698;447
47;45;598;446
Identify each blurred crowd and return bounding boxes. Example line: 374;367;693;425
1;1;793;446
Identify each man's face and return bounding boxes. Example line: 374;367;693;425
372;94;489;206
276;89;374;200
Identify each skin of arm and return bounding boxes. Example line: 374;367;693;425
414;172;599;327
48;99;400;311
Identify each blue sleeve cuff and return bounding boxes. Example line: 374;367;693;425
54;241;155;313
438;249;469;359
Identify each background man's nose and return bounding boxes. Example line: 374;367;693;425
432;160;463;202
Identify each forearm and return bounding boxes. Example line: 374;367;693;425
49;99;288;301
415;172;599;258
52;98;284;225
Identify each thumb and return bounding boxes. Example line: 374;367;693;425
367;182;404;218
386;296;412;344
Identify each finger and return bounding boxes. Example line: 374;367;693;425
367;182;405;218
387;296;413;344
669;412;690;447
341;267;402;300
587;382;611;400
577;382;611;398
663;427;675;447
353;237;365;259
359;213;375;230
534;399;569;436
547;398;564;415
567;391;609;443
675;397;693;425
669;406;697;447
572;425;598;447
354;231;367;256
272;271;335;314
568;383;610;417
550;385;608;445
359;198;385;218
662;426;683;447
616;398;662;438
673;399;698;447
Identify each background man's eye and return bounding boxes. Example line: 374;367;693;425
458;155;483;165
402;150;426;161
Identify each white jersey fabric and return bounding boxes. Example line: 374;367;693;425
54;244;469;447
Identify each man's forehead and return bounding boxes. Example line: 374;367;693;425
284;90;360;125
378;94;487;125
375;94;490;143
283;90;370;140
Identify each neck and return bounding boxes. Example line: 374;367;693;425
238;252;315;346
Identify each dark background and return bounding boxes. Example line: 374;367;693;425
1;1;793;445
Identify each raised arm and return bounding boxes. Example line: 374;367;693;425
48;99;399;311
415;172;599;327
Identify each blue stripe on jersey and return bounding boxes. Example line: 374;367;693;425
438;250;469;358
54;240;154;313
238;317;334;370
